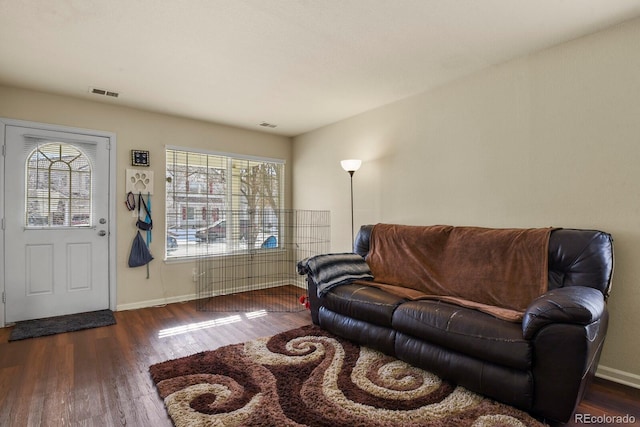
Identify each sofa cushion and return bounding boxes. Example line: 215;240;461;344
392;301;531;370
394;332;534;410
322;284;407;327
318;307;397;356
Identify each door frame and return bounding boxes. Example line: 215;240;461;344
0;118;117;327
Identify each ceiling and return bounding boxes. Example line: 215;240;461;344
2;1;640;137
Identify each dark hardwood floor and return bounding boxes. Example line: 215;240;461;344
0;300;638;426
560;378;640;427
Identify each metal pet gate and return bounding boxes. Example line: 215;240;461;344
195;209;330;312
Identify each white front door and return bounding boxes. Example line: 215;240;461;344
4;125;110;322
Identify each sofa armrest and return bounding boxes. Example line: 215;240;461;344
522;287;605;339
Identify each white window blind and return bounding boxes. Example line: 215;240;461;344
166;147;284;258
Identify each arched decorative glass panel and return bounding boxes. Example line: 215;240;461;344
25;142;92;227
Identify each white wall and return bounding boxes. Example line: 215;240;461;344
293;18;640;385
0;85;292;310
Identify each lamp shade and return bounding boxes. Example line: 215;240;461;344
340;159;362;172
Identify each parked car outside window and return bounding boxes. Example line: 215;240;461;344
195;220;226;242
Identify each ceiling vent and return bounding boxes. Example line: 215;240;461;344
90;87;119;98
259;122;277;128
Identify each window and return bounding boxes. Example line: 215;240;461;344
25;142;92;227
166;148;284;258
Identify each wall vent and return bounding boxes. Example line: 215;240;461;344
90;87;119;98
259;122;277;128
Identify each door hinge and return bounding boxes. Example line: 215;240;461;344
2;292;5;304
1;144;5;156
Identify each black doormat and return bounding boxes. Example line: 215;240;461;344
9;309;116;341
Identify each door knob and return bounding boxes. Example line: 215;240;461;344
98;230;107;236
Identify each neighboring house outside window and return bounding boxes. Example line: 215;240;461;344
165;147;284;259
26;142;92;228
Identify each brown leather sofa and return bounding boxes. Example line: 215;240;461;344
299;224;614;423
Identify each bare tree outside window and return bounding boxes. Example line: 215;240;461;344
237;161;283;252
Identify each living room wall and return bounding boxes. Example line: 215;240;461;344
293;18;640;386
0;85;292;311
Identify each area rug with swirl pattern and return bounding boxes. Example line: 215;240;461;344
149;324;547;427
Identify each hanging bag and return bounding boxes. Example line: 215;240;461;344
128;230;154;267
136;193;153;231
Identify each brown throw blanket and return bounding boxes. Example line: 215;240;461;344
366;224;552;320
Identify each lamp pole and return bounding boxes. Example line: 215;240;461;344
348;169;355;244
340;159;362;248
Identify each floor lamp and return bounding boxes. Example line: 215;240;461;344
340;159;362;246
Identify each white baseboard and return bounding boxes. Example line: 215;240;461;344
596;365;640;389
115;282;308;312
116;293;196;311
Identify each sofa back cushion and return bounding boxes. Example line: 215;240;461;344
355;225;614;299
364;224;552;312
548;229;613;297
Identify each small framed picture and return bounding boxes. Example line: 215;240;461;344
131;150;150;166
